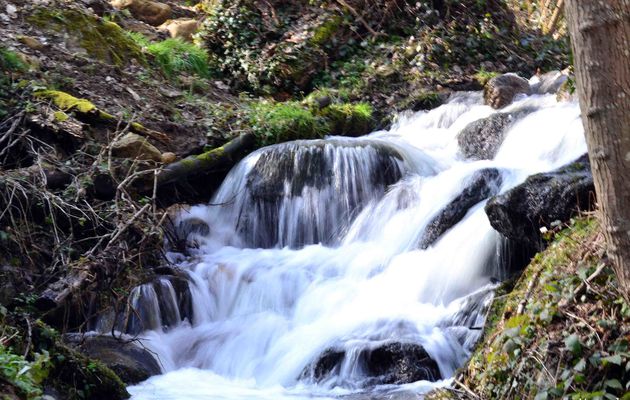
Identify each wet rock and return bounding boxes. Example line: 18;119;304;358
161;18;199;41
111;132;162;161
457;113;516;160
247;141;403;200
485;154;595;248
484;73;531;109
65;334;161;384
307;342;441;385
530;70;569;95
363;342;441;385
110;0;172;26
419;169;502;249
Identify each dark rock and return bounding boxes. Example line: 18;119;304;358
484;74;531;109
306;342;441;386
65;334;161;384
457;113;516;160
362;342;441;385
92;172;116;201
44;169;73;190
419;168;502;249
242;140;405;248
485;154;595;248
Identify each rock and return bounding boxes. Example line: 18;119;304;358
419;169;502;249
81;0;114;15
530;70;569;95
17;35;45;50
111;132;162;161
484;73;531;109
485;154;595;248
92;172;117;201
457;110;533;160
161;18;199;41
65;334;161;384
161;152;177;164
44;168;73;190
110;0;172;26
362;342;441;385
307;342;441;385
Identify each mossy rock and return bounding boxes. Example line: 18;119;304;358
27;8;144;67
318;102;373;137
31;322;129;399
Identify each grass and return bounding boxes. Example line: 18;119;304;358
0;47;27;72
146;38;212;78
249;101;328;146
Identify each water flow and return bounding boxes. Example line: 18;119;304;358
128;92;586;399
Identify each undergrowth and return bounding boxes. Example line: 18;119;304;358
432;217;630;400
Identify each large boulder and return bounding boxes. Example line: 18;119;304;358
65;334;161;384
458;113;519;160
485;154;595;248
419;168;502;249
484;73;531;109
110;0;172;26
305;342;441;386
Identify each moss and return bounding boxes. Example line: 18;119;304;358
318;102;373;136
249;101;328;146
195;145;224;165
474;68;500;86
27;8;144;67
53;111;70;122
446;217;630;399
310;15;343;46
35;90;97;113
31;322;129;400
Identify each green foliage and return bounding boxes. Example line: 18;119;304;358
0;344;50;399
0;47;27;73
460;217;630;399
249;101;328;146
146;38;212;78
319;102;373;136
474;68;500;86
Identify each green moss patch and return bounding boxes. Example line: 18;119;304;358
28;8;144;67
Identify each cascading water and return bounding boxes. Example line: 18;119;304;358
122;91;586;399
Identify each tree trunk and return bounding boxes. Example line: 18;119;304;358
565;1;630;300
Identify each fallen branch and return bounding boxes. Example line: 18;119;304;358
157;133;256;187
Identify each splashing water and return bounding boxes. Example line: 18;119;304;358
125;92;586;399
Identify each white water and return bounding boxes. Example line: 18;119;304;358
127;92;586;399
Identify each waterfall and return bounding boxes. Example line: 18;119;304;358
124;92;586;399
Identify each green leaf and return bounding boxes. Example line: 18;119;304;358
565;334;583;354
573;358;586;372
605;379;622;389
602;354;622;365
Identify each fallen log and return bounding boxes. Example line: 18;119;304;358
157;133;256;187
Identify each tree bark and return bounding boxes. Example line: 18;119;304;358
565;1;630;299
